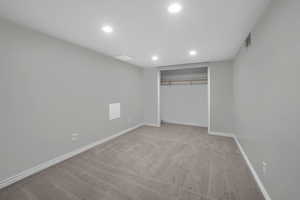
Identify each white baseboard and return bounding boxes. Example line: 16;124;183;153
144;123;161;127
162;120;207;128
209;131;271;200
209;131;235;138
233;136;272;200
0;123;144;190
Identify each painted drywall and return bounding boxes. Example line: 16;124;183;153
143;68;160;126
0;18;143;182
233;0;300;199
161;85;208;127
209;61;234;133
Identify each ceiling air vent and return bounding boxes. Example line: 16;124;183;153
245;33;252;48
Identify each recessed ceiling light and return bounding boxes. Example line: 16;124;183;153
152;55;159;61
101;25;113;33
168;3;182;14
189;50;197;56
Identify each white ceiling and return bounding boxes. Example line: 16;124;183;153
0;0;270;67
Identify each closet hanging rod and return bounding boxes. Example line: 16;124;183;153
161;80;208;85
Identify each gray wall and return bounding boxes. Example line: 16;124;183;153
209;61;234;133
0;18;143;182
233;0;300;199
143;68;160;126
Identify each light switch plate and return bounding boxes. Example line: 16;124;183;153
109;103;120;120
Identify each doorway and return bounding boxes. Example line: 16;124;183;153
159;67;209;127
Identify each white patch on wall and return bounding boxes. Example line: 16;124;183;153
109;103;120;120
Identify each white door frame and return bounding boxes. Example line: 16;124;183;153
158;64;211;129
207;67;211;132
156;70;161;127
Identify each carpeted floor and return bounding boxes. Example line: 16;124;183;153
0;123;264;200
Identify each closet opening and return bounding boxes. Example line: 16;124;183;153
159;67;209;128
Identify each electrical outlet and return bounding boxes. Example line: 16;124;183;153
72;133;79;141
262;161;267;176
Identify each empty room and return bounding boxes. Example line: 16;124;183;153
0;0;299;199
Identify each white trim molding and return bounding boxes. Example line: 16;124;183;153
207;67;211;132
209;131;272;200
233;136;272;200
144;123;161;127
162;120;207;128
0;123;144;190
209;131;235;138
157;70;161;127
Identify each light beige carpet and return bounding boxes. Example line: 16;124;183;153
0;123;264;200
